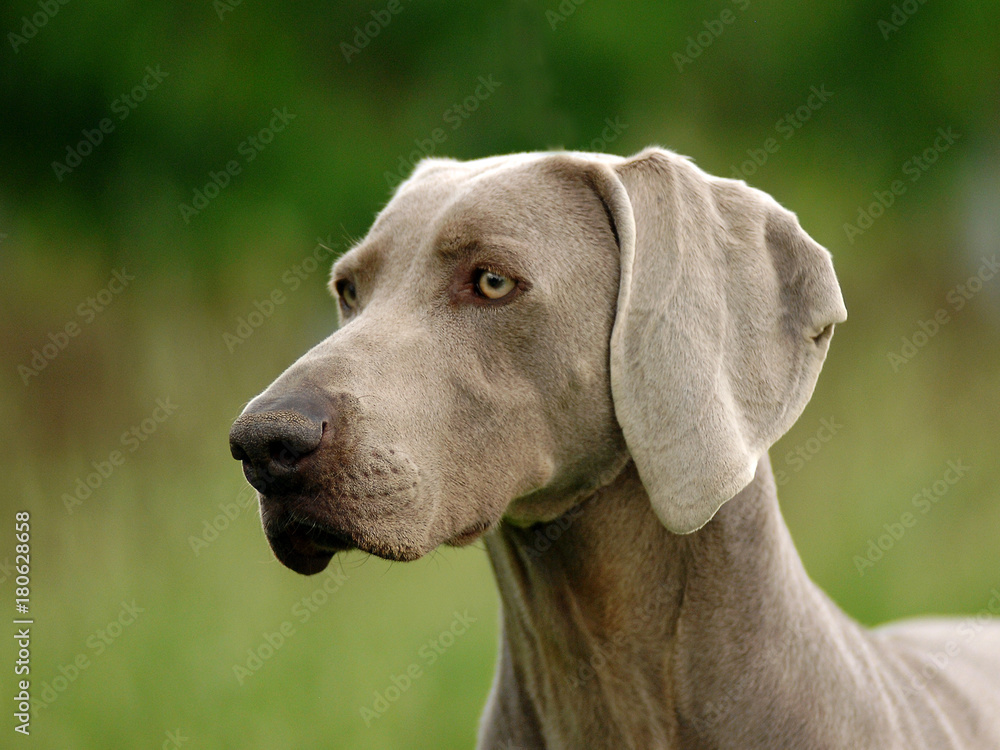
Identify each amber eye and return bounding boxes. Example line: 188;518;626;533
336;279;357;310
475;270;516;300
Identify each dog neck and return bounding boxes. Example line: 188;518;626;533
480;455;885;749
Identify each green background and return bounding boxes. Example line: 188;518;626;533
2;0;998;747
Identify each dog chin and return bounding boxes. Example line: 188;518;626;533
264;520;353;575
265;515;440;571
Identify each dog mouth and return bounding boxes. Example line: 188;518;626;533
264;517;355;575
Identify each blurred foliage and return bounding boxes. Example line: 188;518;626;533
1;0;999;747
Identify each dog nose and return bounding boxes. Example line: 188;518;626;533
229;407;325;494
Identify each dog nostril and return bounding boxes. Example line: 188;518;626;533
228;408;326;489
269;440;302;469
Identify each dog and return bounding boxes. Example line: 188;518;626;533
230;147;1000;748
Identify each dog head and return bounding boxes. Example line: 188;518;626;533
229;148;845;574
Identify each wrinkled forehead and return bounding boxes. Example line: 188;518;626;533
332;153;604;279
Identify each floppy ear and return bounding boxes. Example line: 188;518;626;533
586;147;847;533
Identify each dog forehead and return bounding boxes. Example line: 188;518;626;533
344;156;562;267
392;155;561;236
336;151;625;281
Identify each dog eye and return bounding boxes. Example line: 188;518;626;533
336;279;358;310
475;270;516;300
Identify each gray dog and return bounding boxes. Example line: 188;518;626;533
230;147;1000;748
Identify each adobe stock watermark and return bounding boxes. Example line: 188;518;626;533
843;127;960;245
729;85;833;181
222;235;338;352
383;75;501;189
522;504;585;559
773;416;842;487
583;117;628;154
18;268;135;386
188;483;257;555
233;567;350;685
340;0;406;63
30;600;144;714
7;0;71;54
673;0;751;73
51;66;168;181
160;729;189;749
566;583;675;689
62;397;180;514
687;610;817;732
545;0;586;30
853;459;970;576
691;654;771;732
213;0;243;21
179;107;296;223
899;587;1000;700
359;610;477;725
887;254;999;371
878;0;928;40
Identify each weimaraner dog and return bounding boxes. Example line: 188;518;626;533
229;147;1000;748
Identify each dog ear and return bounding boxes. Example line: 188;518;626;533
585;148;846;533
